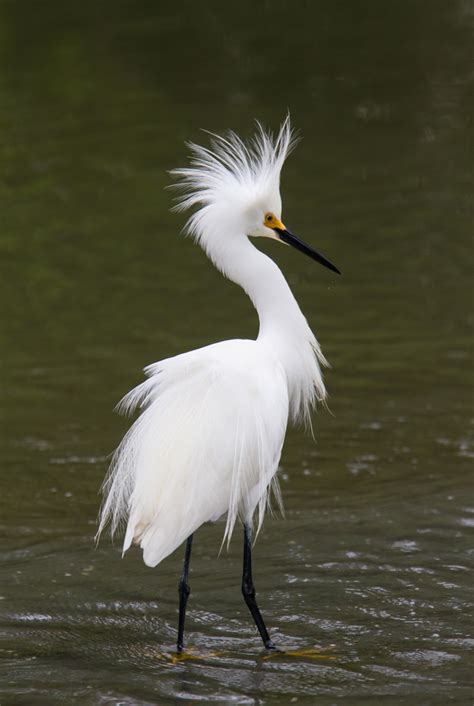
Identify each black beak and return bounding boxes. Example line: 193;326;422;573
275;227;341;275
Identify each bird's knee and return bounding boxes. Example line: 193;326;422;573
178;579;190;598
241;580;255;601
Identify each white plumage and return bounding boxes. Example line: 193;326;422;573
98;117;334;570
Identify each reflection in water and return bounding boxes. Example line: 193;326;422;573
0;0;472;703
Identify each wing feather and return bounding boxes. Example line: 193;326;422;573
97;340;288;566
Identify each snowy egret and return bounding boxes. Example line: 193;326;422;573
98;117;340;652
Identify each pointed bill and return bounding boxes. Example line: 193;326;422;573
274;226;341;275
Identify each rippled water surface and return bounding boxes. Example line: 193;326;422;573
1;2;473;704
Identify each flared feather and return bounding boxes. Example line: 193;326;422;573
170;115;298;243
98;341;288;566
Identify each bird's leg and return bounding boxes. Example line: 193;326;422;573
177;534;193;653
241;524;276;649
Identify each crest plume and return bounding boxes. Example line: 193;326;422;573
170;116;298;220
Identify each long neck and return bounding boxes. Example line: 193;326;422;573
217;236;303;333
208;234;327;421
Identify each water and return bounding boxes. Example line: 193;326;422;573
1;1;473;703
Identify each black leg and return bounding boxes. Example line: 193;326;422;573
177;534;193;652
241;524;276;649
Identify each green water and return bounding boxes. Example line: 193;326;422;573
1;2;473;704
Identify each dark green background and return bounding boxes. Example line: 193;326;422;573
1;2;472;704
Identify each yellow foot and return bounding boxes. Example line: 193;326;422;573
261;646;337;661
170;651;201;665
161;647;223;665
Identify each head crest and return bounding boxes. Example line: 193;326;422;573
170;116;298;222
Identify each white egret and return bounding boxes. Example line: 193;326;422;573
98;117;340;652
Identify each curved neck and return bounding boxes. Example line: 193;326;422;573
204;230;326;421
210;234;306;339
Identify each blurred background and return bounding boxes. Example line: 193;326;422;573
0;1;472;704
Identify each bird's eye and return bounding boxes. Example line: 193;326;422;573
266;214;273;222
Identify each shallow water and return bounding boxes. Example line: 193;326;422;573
1;2;473;704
